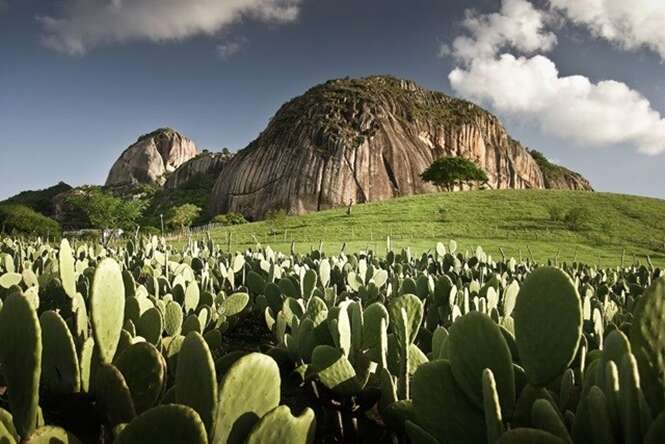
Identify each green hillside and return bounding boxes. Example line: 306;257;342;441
179;190;665;266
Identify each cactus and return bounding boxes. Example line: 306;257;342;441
94;363;136;427
184;280;200;314
90;258;125;364
496;428;566;443
245;406;316;444
39;310;81;395
0;292;42;437
483;368;505;444
220;292;249;317
302;269;317;300
531;399;572;444
114;405;208;444
136;307;163;345
514;267;582;386
0;408;19;444
23;426;82;443
58;238;77;299
164;301;184;336
115;342;165;414
629;277;665;412
449;312;515;416
412;360;485;444
214;353;281;444
176;332;218;436
310;345;361;396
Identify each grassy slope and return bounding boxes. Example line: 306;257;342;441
186;190;665;266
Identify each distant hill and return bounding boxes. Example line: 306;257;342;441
198;189;665;267
3;181;72;217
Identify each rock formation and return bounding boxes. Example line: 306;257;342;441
105;128;199;187
530;150;593;191
209;75;591;220
164;150;232;190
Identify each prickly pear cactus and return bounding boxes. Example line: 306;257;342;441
0;292;42;437
114;405;208;444
514;267;582;386
310;345;361;396
176;332;218;436
214;353;281;444
245;406;316;444
23;426;82;443
94;363;136;428
115;342;165;414
90;258;126;363
629;277;665;412
39;310;81;395
448;311;515;416
412;360;485;444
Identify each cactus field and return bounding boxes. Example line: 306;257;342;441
1;234;665;443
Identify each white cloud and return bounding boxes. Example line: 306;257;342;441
217;36;249;60
450;0;557;63
38;0;301;55
445;0;665;155
550;0;665;60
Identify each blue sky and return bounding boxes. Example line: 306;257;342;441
1;0;664;200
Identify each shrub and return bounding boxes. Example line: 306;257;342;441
564;207;591;231
547;206;564;222
66;187;146;230
140;226;162;237
166;204;202;230
212;213;248;226
437;206;449;222
0;203;61;237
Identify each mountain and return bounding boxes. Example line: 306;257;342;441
164;150;232;190
208;75;592;220
105;128;199;187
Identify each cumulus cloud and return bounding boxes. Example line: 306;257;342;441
449;0;557;63
550;0;665;60
446;0;665;155
38;0;301;55
217;36;249;60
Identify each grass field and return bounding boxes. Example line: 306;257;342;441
179;190;665;266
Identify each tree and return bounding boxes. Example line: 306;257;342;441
420;156;489;191
166;204;201;230
66;187;145;230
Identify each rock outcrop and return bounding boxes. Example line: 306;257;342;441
529;150;593;191
209;76;590;220
164;150;232;190
105;128;199;187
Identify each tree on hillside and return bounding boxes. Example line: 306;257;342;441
166;204;201;230
420;156;489;191
66;187;145;230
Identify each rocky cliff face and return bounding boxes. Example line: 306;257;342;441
164;151;231;190
105;128;199;187
529;150;593;191
209;76;590;220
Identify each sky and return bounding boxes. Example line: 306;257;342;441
1;0;664;200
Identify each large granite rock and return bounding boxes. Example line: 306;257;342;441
530;150;593;191
164;150;232;190
105;128;199;187
209;76;591;220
